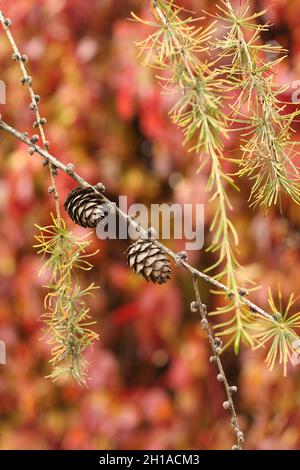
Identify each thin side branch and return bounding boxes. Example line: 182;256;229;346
0;10;61;217
191;276;244;449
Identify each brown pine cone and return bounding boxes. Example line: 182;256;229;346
64;186;104;228
127;239;172;284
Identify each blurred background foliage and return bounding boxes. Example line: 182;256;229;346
0;0;300;450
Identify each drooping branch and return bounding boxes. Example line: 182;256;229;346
0;115;249;448
0;117;277;325
0;0;299;448
134;0;254;351
214;0;300;210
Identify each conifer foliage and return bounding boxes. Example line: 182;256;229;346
1;0;300;449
